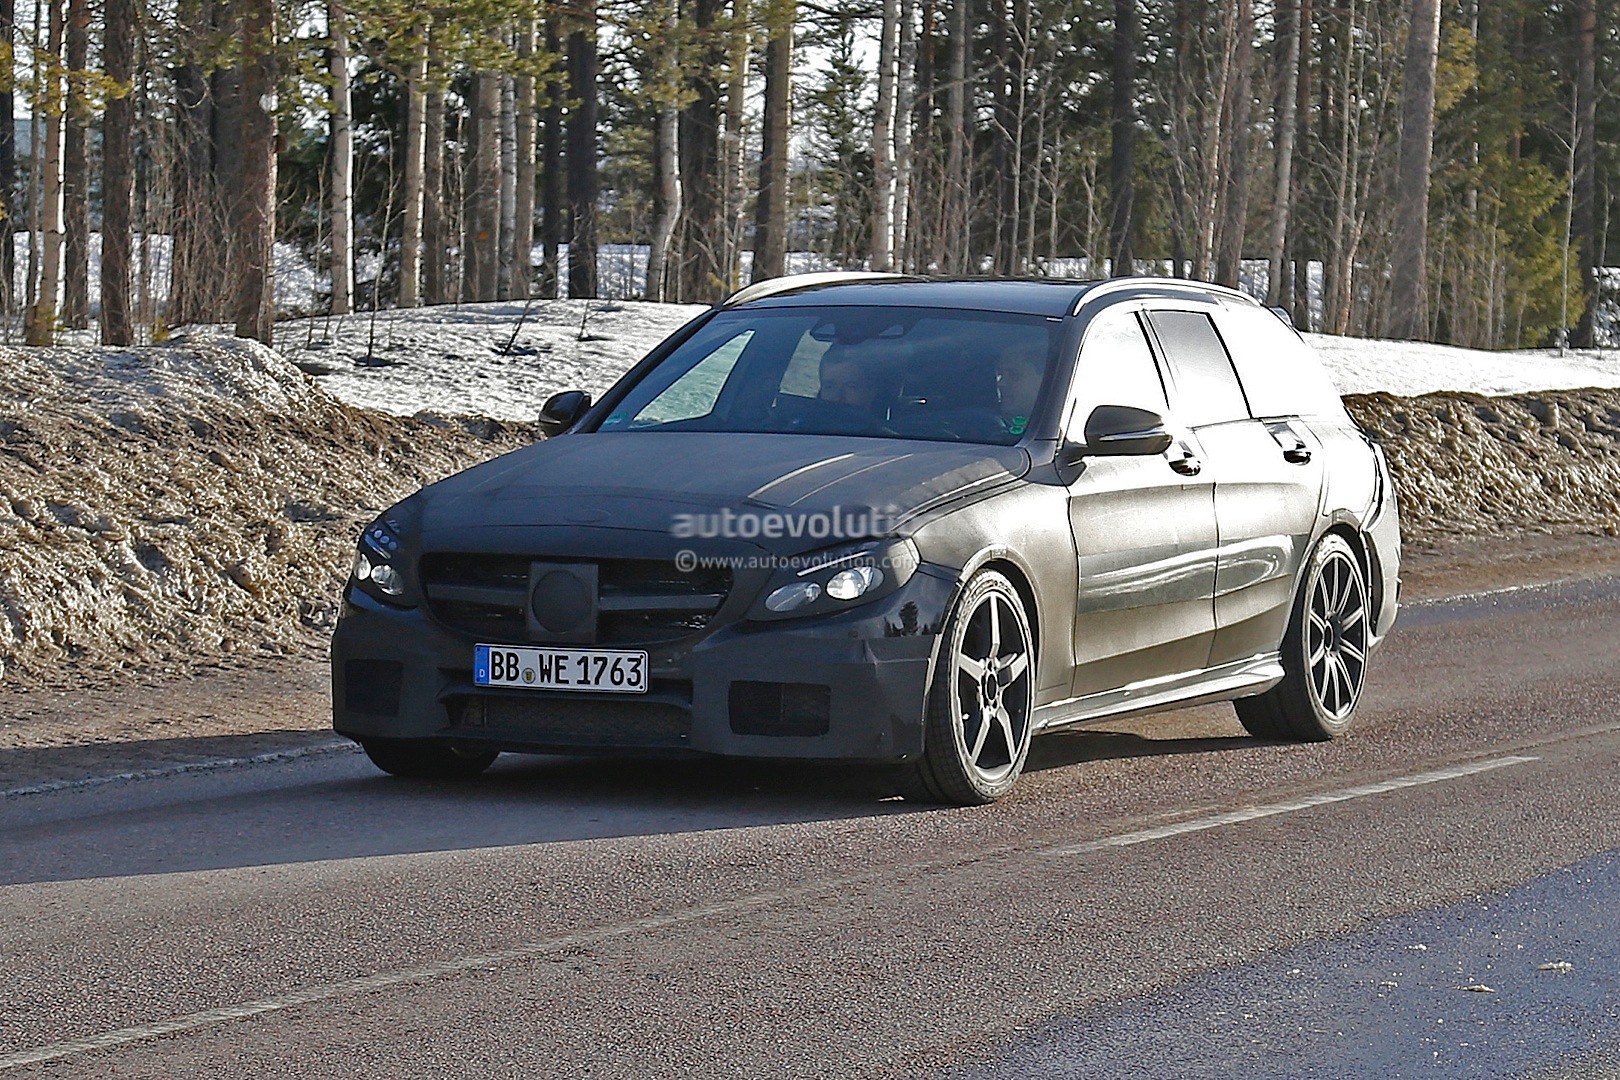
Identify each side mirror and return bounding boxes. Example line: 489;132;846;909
538;390;592;437
1077;404;1175;457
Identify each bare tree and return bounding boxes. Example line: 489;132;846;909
233;0;277;343
751;0;790;283
398;26;429;307
567;0;599;297
1572;0;1598;347
62;0;89;328
1214;0;1253;288
26;0;64;345
1108;0;1136;275
871;0;900;271
329;0;354;314
101;0;137;344
422;42;448;305
1386;0;1440;339
512;18;537;298
650;0;684;298
540;17;563;297
1266;0;1301;308
464;71;501;301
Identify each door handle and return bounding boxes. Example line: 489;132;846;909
1283;445;1312;465
1168;450;1202;476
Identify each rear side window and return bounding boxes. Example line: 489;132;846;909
1147;310;1250;427
1213;303;1348;419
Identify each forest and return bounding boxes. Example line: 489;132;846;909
0;0;1614;351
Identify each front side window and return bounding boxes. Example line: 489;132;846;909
1070;305;1169;437
596;306;1063;445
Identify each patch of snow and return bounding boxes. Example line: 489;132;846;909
276;294;1620;421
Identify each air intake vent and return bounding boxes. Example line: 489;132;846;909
729;681;832;737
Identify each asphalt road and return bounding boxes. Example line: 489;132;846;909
3;578;1620;1079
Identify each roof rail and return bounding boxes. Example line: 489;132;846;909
720;271;906;308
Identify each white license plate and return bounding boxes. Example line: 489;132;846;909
474;644;649;693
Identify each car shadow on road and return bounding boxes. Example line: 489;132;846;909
1026;729;1255;772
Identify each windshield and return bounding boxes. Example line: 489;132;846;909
595;306;1064;445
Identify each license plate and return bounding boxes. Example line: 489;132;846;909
474;644;649;693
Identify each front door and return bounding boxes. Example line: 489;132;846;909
1066;305;1219;698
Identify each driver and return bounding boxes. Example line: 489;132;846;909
993;347;1044;436
818;349;883;409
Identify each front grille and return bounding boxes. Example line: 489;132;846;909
452;691;691;748
420;554;731;645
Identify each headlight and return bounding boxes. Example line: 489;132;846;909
350;515;412;603
751;538;919;621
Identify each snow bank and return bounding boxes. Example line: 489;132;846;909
0;336;530;686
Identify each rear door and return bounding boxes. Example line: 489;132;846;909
1065;304;1219;698
1146;306;1324;669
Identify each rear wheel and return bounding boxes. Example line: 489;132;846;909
899;570;1034;805
360;738;498;779
1235;533;1370;741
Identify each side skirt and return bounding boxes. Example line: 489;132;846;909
1033;654;1285;732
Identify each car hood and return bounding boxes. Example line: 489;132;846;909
418;431;1029;551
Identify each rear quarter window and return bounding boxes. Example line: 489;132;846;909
1213;303;1348;419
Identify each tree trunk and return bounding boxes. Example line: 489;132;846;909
100;0;136;344
465;72;501;301
722;0;748;287
512;19;537;299
894;0;917;269
1387;0;1440;339
871;0;900;271
650;0;683;298
1108;0;1137;276
1214;0;1253;288
328;1;353;314
422;51;447;305
1290;0;1314;328
398;28;428;307
540;18;563;298
1572;0;1598;347
233;0;277;344
678;0;724;301
498;72;517;299
61;0;89;329
1266;0;1301;307
750;0;790;283
26;0;64;345
943;0;969;273
566;2;599;298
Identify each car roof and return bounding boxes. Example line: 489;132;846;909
726;275;1259;318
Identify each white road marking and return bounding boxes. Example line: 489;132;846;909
0;741;357;800
0;752;1543;1071
1044;755;1540;856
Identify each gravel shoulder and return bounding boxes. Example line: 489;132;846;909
4;528;1617;794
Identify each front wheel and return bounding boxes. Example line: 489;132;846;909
360;738;498;779
899;570;1035;805
1235;533;1371;741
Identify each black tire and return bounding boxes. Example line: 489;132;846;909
1235;532;1371;741
899;570;1035;805
360;738;498;779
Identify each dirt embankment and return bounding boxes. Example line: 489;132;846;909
0;337;531;688
1;339;1618;691
1345;388;1620;543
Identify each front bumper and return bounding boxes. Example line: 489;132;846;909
332;568;958;763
